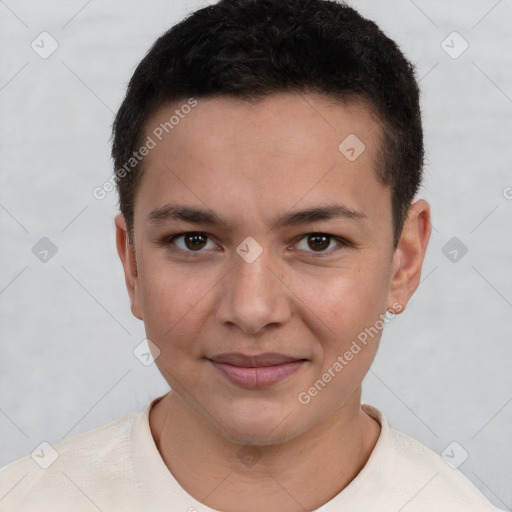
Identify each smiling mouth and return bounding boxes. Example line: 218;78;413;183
207;352;307;388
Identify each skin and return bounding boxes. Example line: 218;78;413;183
115;92;431;511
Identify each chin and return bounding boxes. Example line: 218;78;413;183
208;406;306;446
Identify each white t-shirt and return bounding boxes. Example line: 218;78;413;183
0;395;503;511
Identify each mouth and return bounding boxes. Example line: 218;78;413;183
207;352;307;389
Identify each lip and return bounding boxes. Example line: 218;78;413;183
208;352;307;389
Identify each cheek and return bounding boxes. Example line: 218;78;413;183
136;255;217;354
291;267;386;408
292;260;389;338
138;262;215;393
296;263;389;388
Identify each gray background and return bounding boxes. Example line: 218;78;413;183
0;0;511;509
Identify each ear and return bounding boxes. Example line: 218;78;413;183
387;199;431;314
115;214;143;320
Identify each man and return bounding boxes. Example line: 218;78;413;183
0;0;504;510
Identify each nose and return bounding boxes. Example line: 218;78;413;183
216;247;292;335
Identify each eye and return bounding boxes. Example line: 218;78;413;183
165;232;217;253
162;231;351;257
294;232;349;256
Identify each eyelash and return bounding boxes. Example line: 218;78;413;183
161;231;352;258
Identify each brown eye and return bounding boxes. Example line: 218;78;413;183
306;234;330;251
167;232;215;253
183;232;208;250
294;232;348;256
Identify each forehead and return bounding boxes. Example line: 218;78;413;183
136;93;388;231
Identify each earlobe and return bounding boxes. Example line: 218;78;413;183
387;199;431;314
114;214;144;320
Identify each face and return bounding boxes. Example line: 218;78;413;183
116;93;430;445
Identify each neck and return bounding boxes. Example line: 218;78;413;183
150;389;380;512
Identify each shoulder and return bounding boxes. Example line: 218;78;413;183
362;404;504;512
0;411;139;511
390;428;500;509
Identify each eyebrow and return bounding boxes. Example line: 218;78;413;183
146;203;366;228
